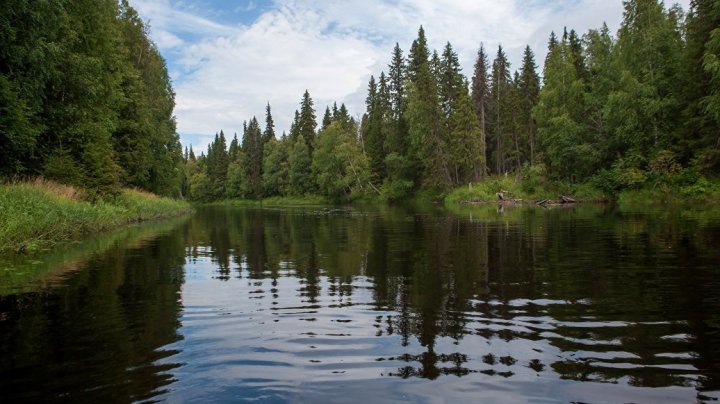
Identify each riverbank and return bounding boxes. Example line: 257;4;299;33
0;180;192;254
444;175;608;206
195;173;720;209
444;175;720;207
207;195;333;207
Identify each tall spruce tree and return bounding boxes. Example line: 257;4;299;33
298;90;317;154
488;45;512;174
406;26;452;187
471;44;490;179
321;106;333;131
518;46;540;165
242;117;263;198
263;103;275;144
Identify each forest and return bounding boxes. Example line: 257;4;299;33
1;0;719;203
0;0;182;197
182;0;719;203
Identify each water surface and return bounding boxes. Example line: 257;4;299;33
1;205;719;402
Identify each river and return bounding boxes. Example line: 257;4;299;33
1;204;719;402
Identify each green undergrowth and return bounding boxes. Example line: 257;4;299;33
0;180;192;254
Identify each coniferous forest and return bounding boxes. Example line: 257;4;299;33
2;0;719;203
183;0;720;203
1;0;182;197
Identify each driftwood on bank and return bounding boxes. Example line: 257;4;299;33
559;195;576;204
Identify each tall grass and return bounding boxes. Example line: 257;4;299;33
0;179;191;253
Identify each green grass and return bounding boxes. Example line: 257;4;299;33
0;180;192;254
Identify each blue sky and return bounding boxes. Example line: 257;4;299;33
131;0;690;153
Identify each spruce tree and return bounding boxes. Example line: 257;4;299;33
406;26;452;187
518;46;540;165
242;117;263;198
263;103;275;144
449;82;484;184
488;45;512;174
364;75;386;182
298;90;317;154
321;106;333;131
471;44;490;179
207;131;229;199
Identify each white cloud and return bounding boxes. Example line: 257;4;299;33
154;29;184;49
131;0;692;149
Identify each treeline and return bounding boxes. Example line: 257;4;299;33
0;0;182;197
186;0;720;202
184;97;371;202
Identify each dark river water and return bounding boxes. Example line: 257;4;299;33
1;204;719;403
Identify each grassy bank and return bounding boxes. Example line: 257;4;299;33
444;174;720;207
445;175;608;206
0;179;192;254
208;195;333;207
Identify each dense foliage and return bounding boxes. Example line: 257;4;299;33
184;0;718;203
0;0;182;197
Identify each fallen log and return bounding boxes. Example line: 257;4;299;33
559;195;576;204
535;199;550;206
